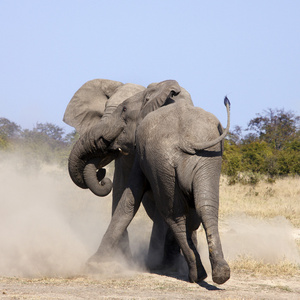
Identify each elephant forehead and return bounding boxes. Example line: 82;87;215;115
110;84;145;104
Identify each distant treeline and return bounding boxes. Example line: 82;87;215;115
0;118;78;167
1;107;299;184
222;108;300;184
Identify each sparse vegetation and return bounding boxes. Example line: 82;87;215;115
229;255;300;277
219;175;300;227
219;175;300;276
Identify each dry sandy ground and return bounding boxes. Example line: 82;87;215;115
1;158;299;299
1;271;300;300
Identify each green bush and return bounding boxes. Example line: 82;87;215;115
222;141;241;177
277;142;300;175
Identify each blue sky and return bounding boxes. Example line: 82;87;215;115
1;1;299;134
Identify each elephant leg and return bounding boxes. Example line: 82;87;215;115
112;196;132;261
163;215;207;283
162;226;182;268
193;167;230;285
90;159;147;261
154;185;206;283
146;207;169;270
142;190;182;271
115;230;132;261
141;189;155;220
141;189;166;269
186;207;201;249
110;157;135;261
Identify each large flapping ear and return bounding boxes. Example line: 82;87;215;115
140;80;181;119
63;79;123;135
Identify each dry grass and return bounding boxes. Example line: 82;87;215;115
219;175;300;227
219;175;300;276
229;255;300;277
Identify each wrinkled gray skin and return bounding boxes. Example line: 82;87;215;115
91;87;231;284
64;79;193;266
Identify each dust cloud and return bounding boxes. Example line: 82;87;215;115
221;214;300;263
197;214;300;272
0;152;299;278
0;152;150;277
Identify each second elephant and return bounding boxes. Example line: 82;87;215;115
93;94;231;284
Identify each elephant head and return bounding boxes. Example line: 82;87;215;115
67;80;185;196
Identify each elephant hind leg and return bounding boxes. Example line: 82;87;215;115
162;226;181;269
193;171;230;284
152;177;206;282
159;193;206;282
164;216;207;283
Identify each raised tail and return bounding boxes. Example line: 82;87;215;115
181;96;231;154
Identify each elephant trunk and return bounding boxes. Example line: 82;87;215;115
82;159;114;196
68;120;121;196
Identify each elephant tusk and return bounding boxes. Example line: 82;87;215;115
118;148;129;156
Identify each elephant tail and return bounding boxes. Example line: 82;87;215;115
181;96;231;154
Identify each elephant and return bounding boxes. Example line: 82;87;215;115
90;85;231;284
64;79;193;266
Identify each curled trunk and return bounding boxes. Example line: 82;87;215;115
83;159;113;196
68;130;118;196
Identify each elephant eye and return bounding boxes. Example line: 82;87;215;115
122;106;127;112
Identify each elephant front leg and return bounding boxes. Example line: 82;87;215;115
89;160;147;263
146;208;168;270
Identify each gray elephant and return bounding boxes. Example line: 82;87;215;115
90;83;231;284
64;79;193;266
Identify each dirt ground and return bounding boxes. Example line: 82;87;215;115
1;269;300;300
1;161;299;299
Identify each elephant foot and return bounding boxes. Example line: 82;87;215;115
87;252;104;264
85;252;107;272
211;259;230;285
85;252;133;275
188;262;207;283
197;266;208;283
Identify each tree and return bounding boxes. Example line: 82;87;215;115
226;125;243;145
19;123;69;165
34;122;65;141
246;108;299;150
0;118;21;139
222;108;300;181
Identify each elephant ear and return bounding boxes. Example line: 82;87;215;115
103;83;146;116
63;79;123;135
140;80;181;119
173;87;194;106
